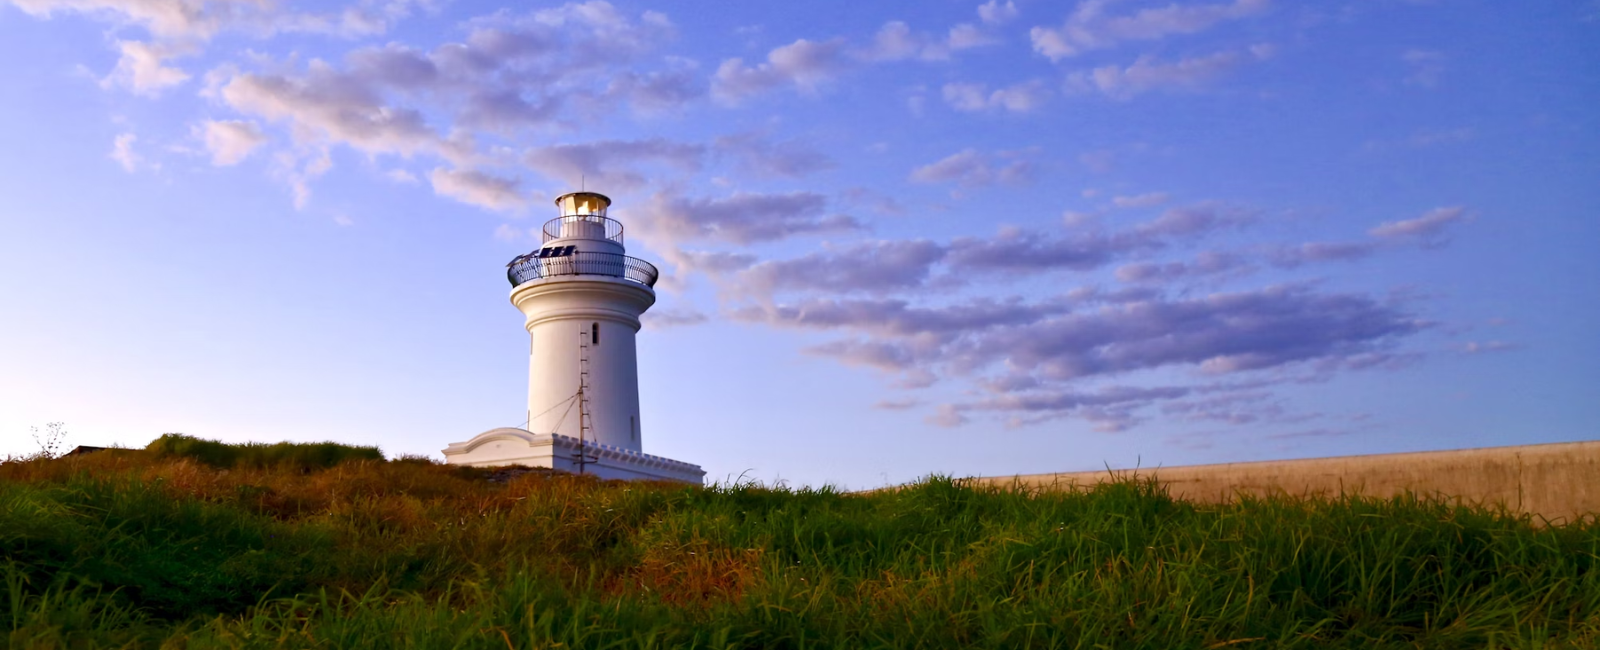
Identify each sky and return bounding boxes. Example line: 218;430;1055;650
0;0;1596;489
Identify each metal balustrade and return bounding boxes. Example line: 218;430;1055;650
506;250;659;288
542;215;624;245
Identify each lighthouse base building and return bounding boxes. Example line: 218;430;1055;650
443;192;705;484
442;429;706;483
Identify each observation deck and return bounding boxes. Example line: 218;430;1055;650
506;249;659;288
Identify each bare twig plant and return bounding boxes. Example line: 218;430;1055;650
13;421;67;462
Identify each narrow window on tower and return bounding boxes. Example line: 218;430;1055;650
592;322;600;346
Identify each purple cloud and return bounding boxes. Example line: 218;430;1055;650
728;239;948;296
635;191;863;247
712;38;850;102
524;138;705;191
1369;206;1467;241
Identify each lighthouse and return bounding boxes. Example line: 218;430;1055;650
443;192;705;484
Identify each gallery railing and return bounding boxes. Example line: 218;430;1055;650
506;251;659;288
542;215;624;245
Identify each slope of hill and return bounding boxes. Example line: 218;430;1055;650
3;437;1598;648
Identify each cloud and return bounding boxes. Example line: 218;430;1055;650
712;133;835;178
875;398;923;410
978;0;1019;25
515;2;676;55
709;194;1432;429
1073;50;1248;99
1461;340;1520;354
941;385;1193;431
739;284;1423;405
675;249;759;274
642;307;709;329
164;2;687;208
1160;389;1282;425
269;2;418;39
16;0;433;98
1402;49;1446;88
1363;127;1476;152
1268;241;1377;267
839;187;907;216
712;38;848;103
1031;0;1270;61
861;21;950;62
1078;149;1117;173
344;43;439;89
947;23;998;50
221;62;459;160
108;132;142;172
429;167;531;212
940;207;1242;275
273;147;331;209
942;80;1050;113
725;239;948;297
946;226;1141;273
909;149;1036;187
860;19;1000;62
493;223;533;242
197;119;266;165
524;138;704;191
102;40;191;94
707;202;1247;298
734;295;1071;341
1273;206;1469;267
1116;251;1246;283
9;0;238;40
604;65;702;115
1112;191;1170;208
1135;204;1252;236
994;286;1424;379
635;191;863;247
1368;206;1466;242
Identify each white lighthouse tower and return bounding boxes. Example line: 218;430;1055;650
443;192;705;484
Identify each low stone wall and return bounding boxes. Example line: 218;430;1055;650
966;441;1600;525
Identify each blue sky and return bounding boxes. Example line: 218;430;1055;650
1;0;1595;489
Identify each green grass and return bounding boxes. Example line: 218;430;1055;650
2;440;1597;649
145;433;383;471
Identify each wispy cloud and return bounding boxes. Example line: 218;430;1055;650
977;0;1019;25
910;149;1036;187
102;40;191;94
1369;206;1467;242
712;133;835;178
524;138;704;191
712;38;849;103
196;120;266;166
1031;0;1270;61
942;80;1050;113
635;191;862;248
1402;49;1446;88
429;168;533;213
108;132;143;172
1071;49;1262;100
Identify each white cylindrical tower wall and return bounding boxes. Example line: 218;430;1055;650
517;277;651;451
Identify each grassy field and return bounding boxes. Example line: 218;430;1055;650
3;436;1598;649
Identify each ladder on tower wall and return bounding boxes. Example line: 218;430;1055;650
574;328;598;474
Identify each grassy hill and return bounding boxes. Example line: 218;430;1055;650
3;436;1598;649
